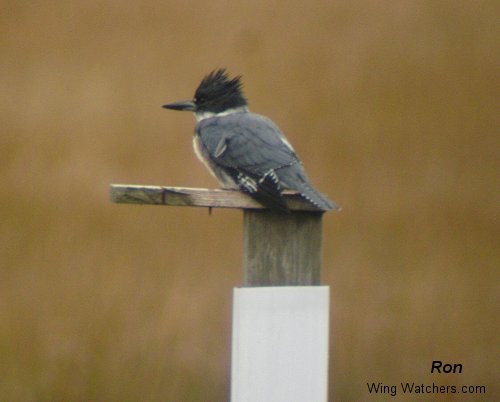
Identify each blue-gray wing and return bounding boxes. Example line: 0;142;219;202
195;112;336;211
196;112;299;175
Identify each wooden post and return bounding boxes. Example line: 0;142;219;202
110;184;337;402
243;210;323;286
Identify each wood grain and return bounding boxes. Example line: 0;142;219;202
110;184;331;212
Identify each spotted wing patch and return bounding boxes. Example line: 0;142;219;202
236;173;258;193
259;169;280;188
234;169;288;212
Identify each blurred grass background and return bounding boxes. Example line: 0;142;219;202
1;1;498;401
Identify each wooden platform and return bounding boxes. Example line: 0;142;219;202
110;184;336;212
110;183;338;286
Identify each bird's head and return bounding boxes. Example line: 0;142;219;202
162;69;248;119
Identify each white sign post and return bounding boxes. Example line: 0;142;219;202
231;286;330;402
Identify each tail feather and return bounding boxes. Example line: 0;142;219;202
277;165;338;211
294;181;338;210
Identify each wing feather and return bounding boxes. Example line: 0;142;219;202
194;112;335;211
196;113;299;175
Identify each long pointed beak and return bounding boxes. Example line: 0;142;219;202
162;100;196;112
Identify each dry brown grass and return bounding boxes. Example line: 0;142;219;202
1;1;498;400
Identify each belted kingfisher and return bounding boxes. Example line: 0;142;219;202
162;69;337;212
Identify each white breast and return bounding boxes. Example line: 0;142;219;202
192;135;239;189
192;135;216;178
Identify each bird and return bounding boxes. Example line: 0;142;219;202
162;68;337;212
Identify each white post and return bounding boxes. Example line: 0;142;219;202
231;286;330;402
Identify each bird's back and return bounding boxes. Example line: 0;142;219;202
196;111;336;211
